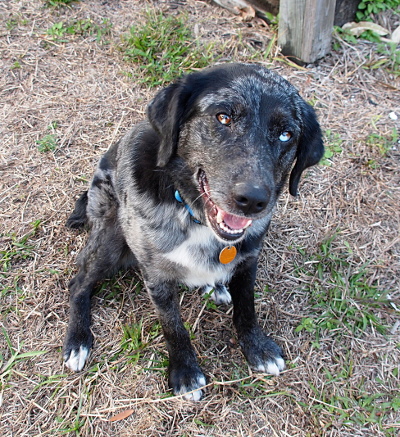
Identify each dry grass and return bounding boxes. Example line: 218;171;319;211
1;0;399;436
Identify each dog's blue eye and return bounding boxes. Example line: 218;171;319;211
279;131;292;142
217;113;232;126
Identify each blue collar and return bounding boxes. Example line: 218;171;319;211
175;190;202;224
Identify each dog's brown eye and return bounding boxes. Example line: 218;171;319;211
279;131;292;142
217;113;232;126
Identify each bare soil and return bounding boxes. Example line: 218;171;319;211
1;1;399;436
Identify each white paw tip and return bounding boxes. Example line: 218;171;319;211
256;358;285;376
177;376;206;402
182;388;204;402
276;357;286;371
203;285;232;305
64;346;89;372
202;285;213;295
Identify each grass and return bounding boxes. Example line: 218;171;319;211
36;121;59;152
120;319;162;366
304;363;400;437
374;42;400;73
320;129;343;166
356;0;400;21
36;133;57;152
366;127;398;156
1;220;41;275
333;0;400;76
120;320;144;365
306;382;400;436
1;0;399;435
46;18;112;43
293;233;399;436
44;0;78;7
119;11;216;87
360;126;398;169
6;15;29;31
295;233;389;343
0;328;47;391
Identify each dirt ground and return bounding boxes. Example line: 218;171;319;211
1;0;399;436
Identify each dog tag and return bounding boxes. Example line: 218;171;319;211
219;246;237;264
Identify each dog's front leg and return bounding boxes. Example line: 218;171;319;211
63;270;94;372
146;280;206;401
229;257;285;375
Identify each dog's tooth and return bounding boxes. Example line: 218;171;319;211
219;221;243;235
243;220;252;229
216;210;224;224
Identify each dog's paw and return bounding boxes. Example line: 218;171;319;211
169;366;207;401
202;284;232;305
240;328;285;376
64;345;90;372
253;355;285;376
63;330;92;372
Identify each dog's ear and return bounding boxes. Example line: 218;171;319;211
289;103;324;196
147;80;192;167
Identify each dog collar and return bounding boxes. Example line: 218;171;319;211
174;190;202;224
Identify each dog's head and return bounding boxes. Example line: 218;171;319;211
148;63;324;242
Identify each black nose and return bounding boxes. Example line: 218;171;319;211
232;182;270;215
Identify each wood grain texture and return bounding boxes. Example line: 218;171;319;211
278;0;337;63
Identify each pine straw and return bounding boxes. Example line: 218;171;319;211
1;0;399;436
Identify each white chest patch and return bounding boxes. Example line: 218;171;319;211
163;225;234;288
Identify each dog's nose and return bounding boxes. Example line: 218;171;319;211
232;183;270;215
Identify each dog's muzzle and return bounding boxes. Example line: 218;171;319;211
198;170;255;242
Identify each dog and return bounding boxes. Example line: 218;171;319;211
63;63;324;401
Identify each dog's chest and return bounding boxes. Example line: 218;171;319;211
162;225;238;288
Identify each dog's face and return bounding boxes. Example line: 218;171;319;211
148;63;324;243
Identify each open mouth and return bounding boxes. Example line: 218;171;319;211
198;170;253;241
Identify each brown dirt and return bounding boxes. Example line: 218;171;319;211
1;1;399;436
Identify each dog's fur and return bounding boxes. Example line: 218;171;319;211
63;63;324;401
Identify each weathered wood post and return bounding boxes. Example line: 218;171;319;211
278;0;337;63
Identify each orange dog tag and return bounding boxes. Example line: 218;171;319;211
219;246;237;264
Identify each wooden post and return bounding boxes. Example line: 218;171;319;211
278;0;337;64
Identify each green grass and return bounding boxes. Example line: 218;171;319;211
374;42;400;73
1;220;41;275
366;127;398;156
0;328;47;390
1;221;41;315
36;134;57;152
119;11;216;87
44;0;78;7
294;233;389;343
356;0;400;21
121;321;143;353
120;319;161;365
293;235;398;437
320;129;343;166
305;371;400;436
11;60;22;69
29;373;67;397
6;15;29;31
202;288;218;311
333;0;400;77
46;18;112;43
362;127;398;168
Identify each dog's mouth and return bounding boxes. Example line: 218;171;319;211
198;170;252;241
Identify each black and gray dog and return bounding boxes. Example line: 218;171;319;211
63;63;323;400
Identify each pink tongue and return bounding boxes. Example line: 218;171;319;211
218;209;252;230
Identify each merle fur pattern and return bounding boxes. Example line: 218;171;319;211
63;63;324;401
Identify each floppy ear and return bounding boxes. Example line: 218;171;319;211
147;80;192;168
289;102;324;196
